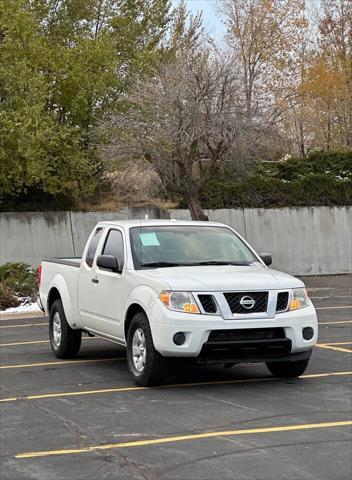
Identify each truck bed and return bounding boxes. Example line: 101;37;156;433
40;257;82;322
42;257;81;268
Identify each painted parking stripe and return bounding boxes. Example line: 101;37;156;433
0;323;47;329
0;340;49;347
0;337;100;347
15;420;352;459
0;316;45;322
2;338;351;349
316;344;352;354
311;295;352;299
318;320;352;325
1;320;351;330
1;337;351;348
315;305;352;310
307;288;333;291
1;371;351;404
0;357;125;370
4;308;347;321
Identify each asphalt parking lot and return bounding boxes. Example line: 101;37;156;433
0;275;351;480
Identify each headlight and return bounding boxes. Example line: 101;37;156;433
159;291;200;314
289;288;309;310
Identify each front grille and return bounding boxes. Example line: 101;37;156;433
198;294;217;313
276;292;289;312
224;291;268;314
208;328;285;343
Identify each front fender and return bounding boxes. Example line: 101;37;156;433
124;285;160;336
48;274;77;328
124;285;159;317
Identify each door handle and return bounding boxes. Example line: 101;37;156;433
92;277;99;284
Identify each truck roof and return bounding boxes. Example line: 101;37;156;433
97;219;226;228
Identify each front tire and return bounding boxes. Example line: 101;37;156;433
49;299;81;358
266;358;310;378
126;311;167;386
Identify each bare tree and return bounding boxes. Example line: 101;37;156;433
102;47;248;220
319;0;352;146
220;0;307;121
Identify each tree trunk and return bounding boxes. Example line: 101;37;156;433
326;112;331;150
184;192;208;221
299;121;306;157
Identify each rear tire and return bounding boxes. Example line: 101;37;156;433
126;311;167;386
49;299;81;359
266;358;309;378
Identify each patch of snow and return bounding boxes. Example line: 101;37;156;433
5;302;41;314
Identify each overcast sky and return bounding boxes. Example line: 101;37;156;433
174;0;322;43
173;0;226;41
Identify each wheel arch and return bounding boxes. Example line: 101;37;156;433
124;303;147;340
47;287;61;313
47;275;76;328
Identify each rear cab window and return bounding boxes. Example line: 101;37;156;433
85;227;103;268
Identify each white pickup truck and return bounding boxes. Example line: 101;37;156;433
39;220;318;386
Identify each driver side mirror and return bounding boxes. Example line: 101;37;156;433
259;253;272;266
96;255;121;273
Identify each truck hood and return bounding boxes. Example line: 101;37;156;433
138;264;304;291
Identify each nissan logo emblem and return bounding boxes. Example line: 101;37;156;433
240;296;256;309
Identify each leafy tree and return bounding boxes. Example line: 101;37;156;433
0;1;94;204
0;0;172;208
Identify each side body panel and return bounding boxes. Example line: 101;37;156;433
39;261;81;328
77;225;167;342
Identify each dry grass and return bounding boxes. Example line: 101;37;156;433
74;195;122;212
75;194;178;212
75;161;180;212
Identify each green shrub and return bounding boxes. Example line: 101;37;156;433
0;283;21;310
199;149;352;209
0;263;38;310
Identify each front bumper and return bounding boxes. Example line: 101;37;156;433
149;300;318;360
197;345;312;365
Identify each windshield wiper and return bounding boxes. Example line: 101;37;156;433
140;261;189;268
190;260;253;266
140;260;253;268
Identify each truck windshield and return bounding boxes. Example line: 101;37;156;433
129;226;258;269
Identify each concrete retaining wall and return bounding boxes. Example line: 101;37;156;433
1;207;351;275
70;206;169;255
0;212;75;267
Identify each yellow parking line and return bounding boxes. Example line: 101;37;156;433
1;371;351;404
316;344;352;354
0;340;49;347
0;337;99;347
316;305;352;310
1;338;350;349
0;316;44;322
302;371;352;378
0;357;125;370
0;323;47;329
1;397;18;402
1;320;351;329
318;320;352;325
15;420;352;458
